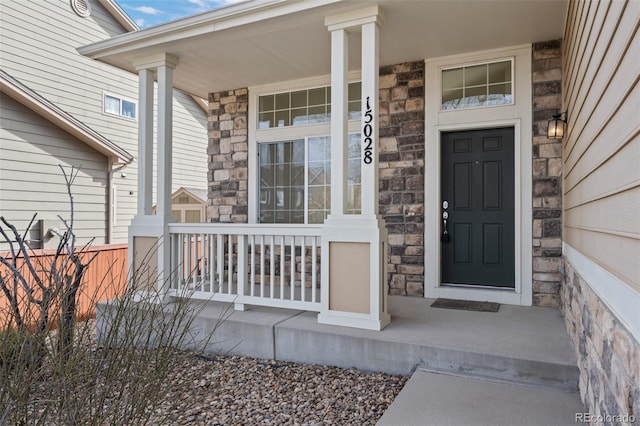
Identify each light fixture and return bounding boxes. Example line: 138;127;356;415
547;111;567;139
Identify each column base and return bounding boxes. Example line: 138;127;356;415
318;311;390;331
319;214;390;331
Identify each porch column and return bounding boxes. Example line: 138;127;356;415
360;21;379;217
137;68;154;216
319;6;390;331
329;28;349;216
155;58;177;291
129;53;178;297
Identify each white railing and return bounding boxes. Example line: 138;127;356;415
168;223;323;312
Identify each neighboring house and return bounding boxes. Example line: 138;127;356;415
0;0;208;249
79;0;639;419
152;187;208;223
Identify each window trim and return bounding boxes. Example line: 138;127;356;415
249;73;362;224
102;91;137;120
439;57;515;112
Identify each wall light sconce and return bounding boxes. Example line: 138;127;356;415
547;111;567;139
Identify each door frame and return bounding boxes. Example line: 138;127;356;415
424;45;533;306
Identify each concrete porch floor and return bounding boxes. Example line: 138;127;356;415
193;296;580;390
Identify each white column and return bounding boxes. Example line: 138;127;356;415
156;63;174;221
321;7;389;331
330;28;349;216
360;21;379;218
137;68;154;216
129;54;178;299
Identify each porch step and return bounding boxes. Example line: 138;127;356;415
272;297;580;392
274;311;579;392
416;350;579;392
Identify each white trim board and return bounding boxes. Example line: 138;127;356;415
564;243;640;344
423;45;533;306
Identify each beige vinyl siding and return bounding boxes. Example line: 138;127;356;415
0;0;208;243
0;94;108;249
562;0;640;291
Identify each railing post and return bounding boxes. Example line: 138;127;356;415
235;234;247;311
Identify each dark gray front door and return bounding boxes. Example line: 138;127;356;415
441;128;515;288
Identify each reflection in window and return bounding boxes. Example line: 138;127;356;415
441;60;512;110
258;135;361;224
104;93;137;119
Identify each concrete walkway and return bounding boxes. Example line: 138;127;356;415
377;369;586;426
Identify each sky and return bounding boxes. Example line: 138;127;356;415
118;0;246;28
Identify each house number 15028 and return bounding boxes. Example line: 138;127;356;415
363;96;373;165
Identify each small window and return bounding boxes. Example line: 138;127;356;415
441;60;513;110
104;93;137;119
258;82;361;129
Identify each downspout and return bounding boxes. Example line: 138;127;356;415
107;158;130;244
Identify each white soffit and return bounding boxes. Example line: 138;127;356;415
80;0;567;98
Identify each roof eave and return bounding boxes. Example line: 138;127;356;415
0;70;133;164
96;0;139;32
78;0;341;60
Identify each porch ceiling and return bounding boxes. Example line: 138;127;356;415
80;0;567;98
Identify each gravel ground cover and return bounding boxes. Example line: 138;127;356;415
152;354;408;425
9;320;407;425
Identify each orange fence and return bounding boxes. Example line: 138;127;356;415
0;244;128;327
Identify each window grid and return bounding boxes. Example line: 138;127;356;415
258;82;362;129
441;60;513;111
258;135;361;224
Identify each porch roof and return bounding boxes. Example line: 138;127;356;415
79;0;567;99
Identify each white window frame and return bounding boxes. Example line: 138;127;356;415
103;91;137;120
248;73;362;224
440;57;515;112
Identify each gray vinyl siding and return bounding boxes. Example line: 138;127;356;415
0;0;208;244
0;93;108;249
562;0;640;291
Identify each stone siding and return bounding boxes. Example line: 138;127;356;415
378;61;425;297
531;40;563;307
562;259;640;422
207;89;249;223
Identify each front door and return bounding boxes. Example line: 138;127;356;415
440;128;515;288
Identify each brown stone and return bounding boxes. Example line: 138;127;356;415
406;281;424;296
539;143;562;158
391;86;408;100
379;74;397;89
533;257;562;273
532;68;562;83
533;159;548;177
534;293;560;307
405;98;424;111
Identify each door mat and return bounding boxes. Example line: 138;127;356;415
430;298;500;312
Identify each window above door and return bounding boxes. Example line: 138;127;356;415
441;59;513;111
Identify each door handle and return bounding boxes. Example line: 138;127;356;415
441;209;450;243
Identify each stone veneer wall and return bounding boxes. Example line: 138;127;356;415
378;61;425;297
207;89;249;223
531;40;563;307
562;260;640;421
